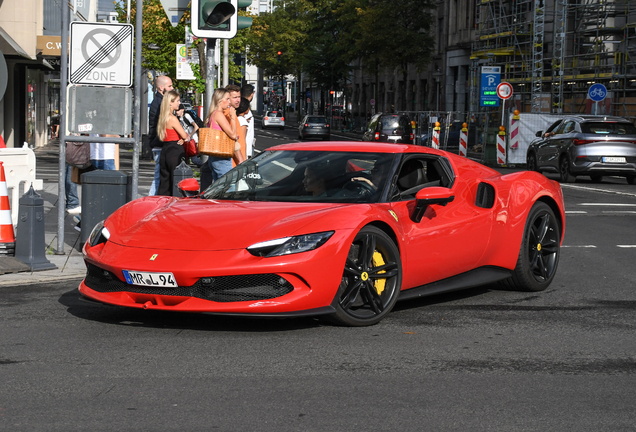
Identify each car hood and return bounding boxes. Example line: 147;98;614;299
105;197;360;251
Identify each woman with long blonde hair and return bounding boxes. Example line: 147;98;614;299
204;88;243;182
157;90;189;196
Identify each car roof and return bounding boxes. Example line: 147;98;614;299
563;115;631;123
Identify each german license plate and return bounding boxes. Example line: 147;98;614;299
603;157;626;163
123;270;178;288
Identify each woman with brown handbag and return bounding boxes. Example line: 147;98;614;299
204;89;242;182
157;90;189;196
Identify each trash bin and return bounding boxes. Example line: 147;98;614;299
80;170;128;245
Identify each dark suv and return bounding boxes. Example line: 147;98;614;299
526;115;636;184
362;113;413;144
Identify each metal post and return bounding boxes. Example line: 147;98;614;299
223;39;229;87
205;38;217;118
131;0;143;200
57;0;69;254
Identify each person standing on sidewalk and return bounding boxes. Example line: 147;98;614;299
90;134;119;170
157;91;188;196
241;84;255;158
147;75;174;195
204;89;239;183
226;84;246;166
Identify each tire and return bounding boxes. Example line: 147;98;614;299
527;153;538;172
501;202;561;292
326;226;402;326
627;175;636;185
559;156;576;183
590;175;603;183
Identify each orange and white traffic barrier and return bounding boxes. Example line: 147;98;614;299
509;110;520;150
459;122;468;157
497;126;506;165
432;122;440;149
0;162;15;254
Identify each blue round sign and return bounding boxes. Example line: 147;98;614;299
588;83;607;102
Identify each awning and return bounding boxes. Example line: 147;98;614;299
0;26;32;59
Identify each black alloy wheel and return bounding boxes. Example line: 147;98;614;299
527;153;538;172
327;226;402;326
559;156;576;183
501;202;561;292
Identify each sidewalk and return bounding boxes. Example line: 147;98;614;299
0;137;124;286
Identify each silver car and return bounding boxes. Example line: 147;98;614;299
526;115;636;184
262;111;285;130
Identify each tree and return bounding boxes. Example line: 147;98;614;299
115;0;253;94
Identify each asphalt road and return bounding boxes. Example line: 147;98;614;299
3;130;636;430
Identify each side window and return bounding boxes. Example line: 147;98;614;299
562;121;575;133
392;156;454;200
367;114;380;132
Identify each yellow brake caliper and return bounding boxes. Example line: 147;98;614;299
372;251;386;295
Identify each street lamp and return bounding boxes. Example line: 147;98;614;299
433;67;443;112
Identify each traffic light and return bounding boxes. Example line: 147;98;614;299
191;0;252;39
277;51;282;62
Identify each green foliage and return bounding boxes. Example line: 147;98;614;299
114;0;253;92
245;0;437;92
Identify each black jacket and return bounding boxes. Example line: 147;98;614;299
148;92;163;149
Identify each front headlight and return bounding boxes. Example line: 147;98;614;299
88;220;110;247
247;231;334;257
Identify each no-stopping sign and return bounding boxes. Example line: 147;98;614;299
496;82;513;100
69;22;133;87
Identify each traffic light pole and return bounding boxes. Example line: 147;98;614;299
205;38;217;119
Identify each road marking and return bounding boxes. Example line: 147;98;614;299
602;211;636;214
579;203;636;206
562;245;597;248
561;183;636;198
617;245;636;248
565;211;587;214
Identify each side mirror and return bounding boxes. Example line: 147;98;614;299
536;130;543;138
412;187;455;223
178;178;200;198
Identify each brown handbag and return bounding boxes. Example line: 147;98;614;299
198;128;234;158
65;141;91;169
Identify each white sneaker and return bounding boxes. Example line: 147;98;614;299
67;206;81;215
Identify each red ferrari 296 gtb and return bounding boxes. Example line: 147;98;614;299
79;142;565;326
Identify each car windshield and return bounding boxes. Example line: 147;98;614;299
581;122;636;135
307;117;327;123
202;150;397;203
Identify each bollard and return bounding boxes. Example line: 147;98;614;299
14;186;57;271
81;170;128;245
172;160;193;197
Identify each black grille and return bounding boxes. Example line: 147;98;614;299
475;182;495;208
84;263;294;303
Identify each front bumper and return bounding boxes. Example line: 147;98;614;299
79;232;351;315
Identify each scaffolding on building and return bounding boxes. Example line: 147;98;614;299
471;0;636;122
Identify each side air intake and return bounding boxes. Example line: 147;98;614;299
475;182;495;208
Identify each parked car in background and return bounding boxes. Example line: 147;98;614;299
526;115;636;184
298;115;330;140
362;113;413;144
262;111;285;130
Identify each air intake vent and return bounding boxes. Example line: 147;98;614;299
476;182;495;208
